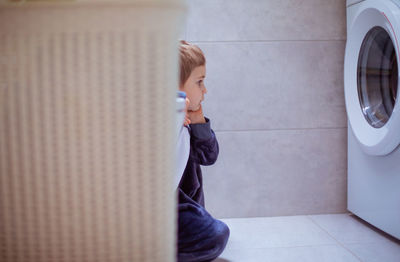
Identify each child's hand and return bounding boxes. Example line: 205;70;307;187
188;104;206;124
183;98;191;126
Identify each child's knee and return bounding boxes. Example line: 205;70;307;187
209;220;230;258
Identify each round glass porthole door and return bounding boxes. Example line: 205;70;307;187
357;26;398;128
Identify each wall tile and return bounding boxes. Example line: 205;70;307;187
185;0;346;41
197;41;346;131
201;128;347;218
184;0;348;218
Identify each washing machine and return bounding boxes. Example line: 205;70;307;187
345;0;400;239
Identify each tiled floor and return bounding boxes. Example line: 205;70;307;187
214;213;400;262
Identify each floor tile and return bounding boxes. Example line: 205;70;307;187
344;241;400;262
220;216;336;249
214;245;359;262
308;213;395;244
214;214;400;261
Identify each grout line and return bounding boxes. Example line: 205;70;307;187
190;39;346;43
307;215;364;262
224;243;356;252
214;126;347;133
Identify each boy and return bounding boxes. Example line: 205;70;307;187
177;40;230;262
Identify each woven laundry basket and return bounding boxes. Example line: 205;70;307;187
0;0;185;261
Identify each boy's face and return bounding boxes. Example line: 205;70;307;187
180;65;207;111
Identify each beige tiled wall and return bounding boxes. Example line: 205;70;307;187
183;0;347;218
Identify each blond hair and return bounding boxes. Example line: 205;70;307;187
179;40;206;87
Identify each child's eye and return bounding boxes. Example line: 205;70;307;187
198;80;203;86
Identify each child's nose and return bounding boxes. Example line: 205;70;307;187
203;86;207;94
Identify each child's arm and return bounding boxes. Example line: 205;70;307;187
189;117;219;166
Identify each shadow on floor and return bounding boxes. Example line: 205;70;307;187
213;258;231;262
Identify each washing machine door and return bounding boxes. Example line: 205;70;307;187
345;0;400;155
